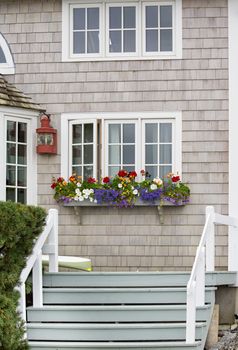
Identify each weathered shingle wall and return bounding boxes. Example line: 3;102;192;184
0;0;229;271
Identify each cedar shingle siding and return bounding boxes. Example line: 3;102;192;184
0;0;228;271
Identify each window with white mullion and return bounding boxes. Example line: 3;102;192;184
107;122;136;176
107;4;137;55
6;120;28;204
143;121;173;179
144;3;173;54
72;5;100;55
71;121;96;179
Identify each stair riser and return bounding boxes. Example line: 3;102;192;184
43;272;236;288
27;325;205;341
27;307;210;323
43;290;215;305
28;343;202;350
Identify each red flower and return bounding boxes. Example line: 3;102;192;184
103;176;110;183
140;169;145;176
172;175;180;183
118;170;128;177
51;183;57;189
129;171;137;178
87;177;96;183
57;177;64;183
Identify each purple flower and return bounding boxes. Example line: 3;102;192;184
139;188;163;202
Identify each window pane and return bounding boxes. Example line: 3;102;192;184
123;30;136;52
145;123;158;143
123;145;135;164
160;144;172;164
7;144;16;164
73;124;82;144
108;166;120;177
160;123;172;143
109;145;121;164
160;6;172;28
109;124;121;143
73;32;85;54
160;29;173;51
84;124;94;143
109;31;121;52
6;188;15;201
73;145;82;164
6;165;16;186
159;165;172;178
73;8;85;30
109;7;121;29
145;166;157;179
18;123;27;143
87;31;99;53
146;145;157;164
72;166;82;176
0;46;6;63
146;6;158;28
18;167;27;187
123;124;135;143
146;30;158;52
17;189;26;204
84;145;93;164
7;121;16;142
87;8;99;29
18;145;27;165
124;7;135;28
124;166;135;173
84;166;93;179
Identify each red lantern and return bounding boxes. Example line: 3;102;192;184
36;114;57;154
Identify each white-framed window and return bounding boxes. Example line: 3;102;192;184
62;0;182;61
0;108;38;205
0;33;15;75
61;112;181;180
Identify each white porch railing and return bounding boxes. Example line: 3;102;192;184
186;206;238;343
18;209;58;322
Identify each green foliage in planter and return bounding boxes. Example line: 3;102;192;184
0;201;46;350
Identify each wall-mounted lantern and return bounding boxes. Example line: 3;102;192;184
36;113;57;154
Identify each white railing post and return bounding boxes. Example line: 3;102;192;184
48;209;58;273
196;247;205;307
18;282;26;322
186;281;196;343
32;250;43;307
206;206;215;272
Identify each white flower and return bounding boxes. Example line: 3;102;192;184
131;186;134;190
89;197;93;202
77;182;82;187
79;196;84;201
150;183;157;190
84;195;88;199
133;189;138;195
94;199;97;203
75;188;81;196
118;183;123;188
153;177;163;186
74;195;79;201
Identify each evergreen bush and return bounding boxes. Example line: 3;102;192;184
0;201;46;350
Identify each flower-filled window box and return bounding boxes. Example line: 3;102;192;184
51;170;190;208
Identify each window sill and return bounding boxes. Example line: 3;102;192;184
63;200;186;224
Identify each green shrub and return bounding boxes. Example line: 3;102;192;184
0;201;47;350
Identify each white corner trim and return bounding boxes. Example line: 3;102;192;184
228;0;238;217
0;33;15;75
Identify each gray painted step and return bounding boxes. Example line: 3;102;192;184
28;340;202;350
43;287;216;305
43;271;237;288
27;322;206;341
27;304;211;323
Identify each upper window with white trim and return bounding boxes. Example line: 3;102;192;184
0;33;15;74
62;0;182;61
61;112;181;181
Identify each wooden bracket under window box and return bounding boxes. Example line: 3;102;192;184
63;200;186;224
